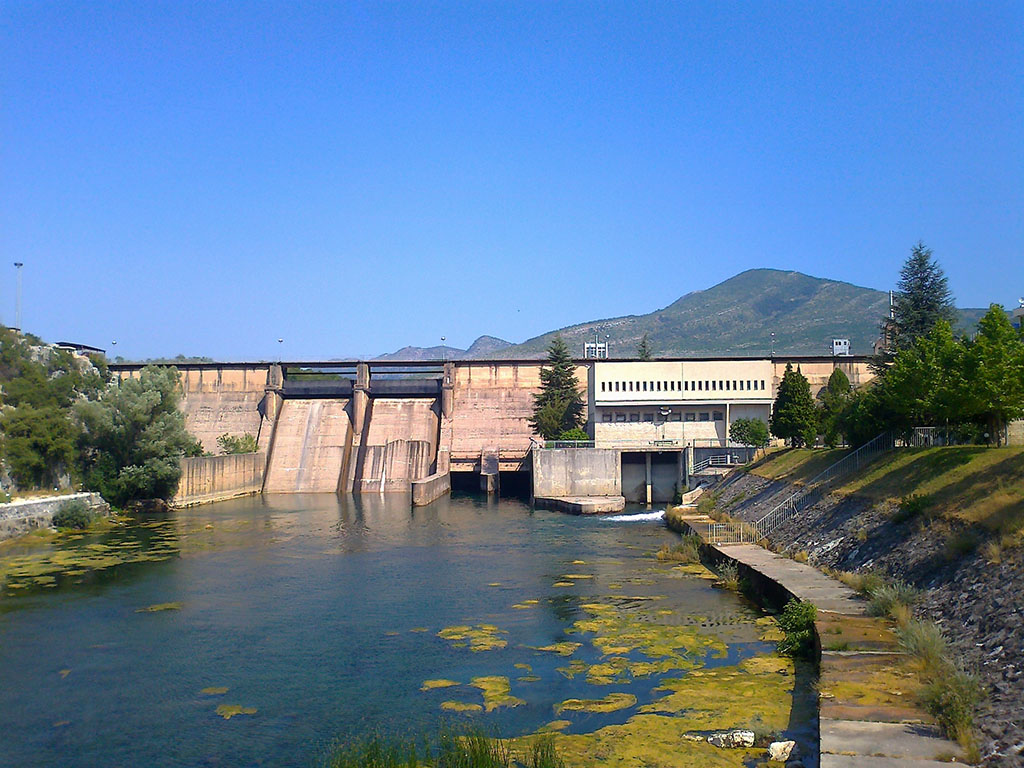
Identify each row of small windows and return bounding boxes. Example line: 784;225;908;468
601;411;724;423
600;379;766;393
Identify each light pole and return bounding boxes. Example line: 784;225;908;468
13;262;24;331
441;336;446;363
659;407;672;441
277;338;283;363
770;332;775;357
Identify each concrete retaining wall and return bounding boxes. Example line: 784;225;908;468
411;472;451;506
173;453;265;507
532;448;621;498
1008;419;1024;446
0;492;110;541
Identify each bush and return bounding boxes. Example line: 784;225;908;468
715;561;740;591
556;427;589;442
777;599;817;658
656;536;702;563
893;493;931;523
921;668;982;749
898;620;948;674
216;433;258;454
52;499;94;530
867;580;920;620
326;727;564;768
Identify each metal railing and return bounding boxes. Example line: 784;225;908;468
534;438;689;450
751;432;895;539
692;454;742;473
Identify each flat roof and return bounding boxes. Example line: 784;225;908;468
107;353;874;372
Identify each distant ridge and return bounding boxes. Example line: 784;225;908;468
487;269;986;358
374;335;512;361
373;270;986;360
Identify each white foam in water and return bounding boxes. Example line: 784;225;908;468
602;509;665;522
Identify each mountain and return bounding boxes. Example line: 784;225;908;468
487;269;986;359
375;335;512;361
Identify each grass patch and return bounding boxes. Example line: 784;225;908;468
714;561;740;591
747;448;850;484
655;536;702;564
893;493;932;524
695;491;718;517
325;727;565;768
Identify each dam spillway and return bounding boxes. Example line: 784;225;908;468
263;398;353;493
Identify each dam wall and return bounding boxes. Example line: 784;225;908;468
532;448;621;497
263;399;352;493
173;452;265;507
448;361;589;470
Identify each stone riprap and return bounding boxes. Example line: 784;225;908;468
0;492;110;541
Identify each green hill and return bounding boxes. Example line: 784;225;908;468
490;269;986;358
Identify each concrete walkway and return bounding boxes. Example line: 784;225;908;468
671;511;971;766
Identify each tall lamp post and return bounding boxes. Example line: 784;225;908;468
13;262;24;331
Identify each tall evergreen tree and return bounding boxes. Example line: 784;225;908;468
530;336;585;439
637;333;653;361
771;363;817;447
962;305;1024;444
818;367;852;447
886;242;957;355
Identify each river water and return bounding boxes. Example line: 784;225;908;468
0;492;814;767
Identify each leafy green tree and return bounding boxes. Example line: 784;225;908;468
0;405;79;488
217;433;258;454
729;417;769;449
637;333;653;361
771;363;817;447
76;365;203;505
884;242;957;357
961;305;1024;444
818;368;852;447
530;336;584;439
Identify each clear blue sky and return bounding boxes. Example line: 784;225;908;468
2;1;1021;360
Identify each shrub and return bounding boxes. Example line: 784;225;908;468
893;493;931;524
944;530;979;560
921;668;982;749
716;561;740;591
696;492;718;517
52;499;94;530
777;599;817;658
216;433;258;454
898;620;948;674
867;580;920;620
326;727;564;768
556;427;589;442
832;569;884;597
656;535;702;563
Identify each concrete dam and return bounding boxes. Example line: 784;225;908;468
111;355;876;509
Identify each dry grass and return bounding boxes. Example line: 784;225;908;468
747;448;848;484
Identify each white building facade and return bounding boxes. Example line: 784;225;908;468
587;359;775;445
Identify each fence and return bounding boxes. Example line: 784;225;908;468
707;432;896;544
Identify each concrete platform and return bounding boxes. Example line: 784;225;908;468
821;719;964;762
534;496;626;515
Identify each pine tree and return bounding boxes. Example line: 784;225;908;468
963;305;1024;445
818;367;852;447
771;363;817;447
637;333;653;361
530;336;585;439
886;242;957;355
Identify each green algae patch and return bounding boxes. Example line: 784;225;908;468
410;627;429;633
556;692;637;714
514;663;532;672
533;641;581;656
756;616;785;642
571;560;587;565
538;720;571;733
421;679;460;691
556;659;588;679
136;602;182;613
552;581;575;587
672;563;718;580
540;714;764;768
216;704;257;719
517;675;541;683
58;669;70;679
201;686;229;695
567;600;727;667
487;582;502;587
440;700;483;713
470;676;525;712
562;574;593;580
438;624;508;652
637;654;794;734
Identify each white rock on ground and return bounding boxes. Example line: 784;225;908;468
707;730;755;748
768;740;797;761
